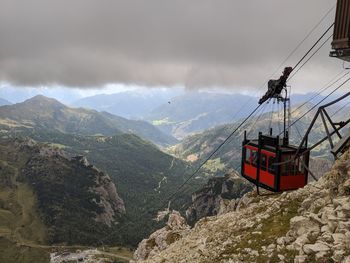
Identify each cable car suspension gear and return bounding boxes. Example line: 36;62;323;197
259;67;293;105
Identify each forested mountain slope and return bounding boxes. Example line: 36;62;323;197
0;139;125;261
4;130;206;246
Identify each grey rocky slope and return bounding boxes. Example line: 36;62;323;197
133;149;350;263
185;173;252;225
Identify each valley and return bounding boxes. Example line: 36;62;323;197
0;92;347;263
0;95;209;248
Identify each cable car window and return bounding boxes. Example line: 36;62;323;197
251;150;258;167
296;156;305;174
281;155;291;176
282;155;304;176
261;154;267;171
245;148;251;163
268;156;275;173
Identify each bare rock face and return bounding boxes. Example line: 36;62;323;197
71;155;126;226
133;149;350;263
2;138;126;244
92;173;125;226
186;173;252;225
309;157;333;180
133;211;190;261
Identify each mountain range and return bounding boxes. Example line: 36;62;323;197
0;95;176;147
146;92;258;139
72;90;183;119
72;90;336;140
0;98;12;106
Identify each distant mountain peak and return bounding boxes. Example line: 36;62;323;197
0;97;12;106
22;95;65;107
0;94;177;146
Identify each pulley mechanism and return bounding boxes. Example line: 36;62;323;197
241;69;310;193
259;67;293;105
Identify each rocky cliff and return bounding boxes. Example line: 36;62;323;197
134;149;350;262
0;138;125;245
186;173;252;225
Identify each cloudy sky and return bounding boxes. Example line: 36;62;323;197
0;0;343;94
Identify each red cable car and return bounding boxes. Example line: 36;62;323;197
241;131;310;192
241;67;310;192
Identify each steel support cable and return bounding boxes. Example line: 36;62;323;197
272;79;350;169
232;104;271;179
288;23;334;78
99;7;337;244
286;77;350;134
277;103;282;134
228;102;269;167
331;100;350;117
219;103;268;160
257;5;335;90
103;19;337;230
165;22;336;204
80;100;262;246
234;7;336;121
274;116;350;168
293;120;304;140
247;104;269;139
292;69;349;115
226;101;268;146
288;70;350;138
161;104;263;207
268;101;275;131
288;34;334;81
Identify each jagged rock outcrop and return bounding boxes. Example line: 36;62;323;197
132;211;190;262
186;173;252;225
71;155;126;226
92;173;125;226
134;149;350;263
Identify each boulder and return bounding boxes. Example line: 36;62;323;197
294;255;307;263
289;216;320;238
303;243;330;255
133;211;189;261
293;234;309;250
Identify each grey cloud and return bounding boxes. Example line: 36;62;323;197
0;0;340;90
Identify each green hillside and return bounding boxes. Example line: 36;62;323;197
147;92;257;139
0;139;126;249
0;95;177;147
5;131;206;246
170;104;336;174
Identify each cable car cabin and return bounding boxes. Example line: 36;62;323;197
330;0;350;61
241;132;310;192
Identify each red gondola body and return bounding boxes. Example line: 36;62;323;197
241;132;310;192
